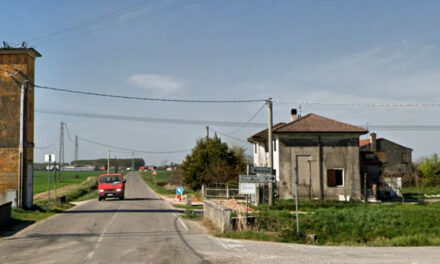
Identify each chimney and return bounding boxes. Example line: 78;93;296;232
370;132;377;152
291;109;298;121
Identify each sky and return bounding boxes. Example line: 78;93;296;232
2;0;440;165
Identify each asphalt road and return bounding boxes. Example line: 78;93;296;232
0;172;439;264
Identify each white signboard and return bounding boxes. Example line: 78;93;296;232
44;154;56;162
239;183;257;195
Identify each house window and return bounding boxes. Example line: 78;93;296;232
327;169;344;187
402;153;410;164
273;140;277;152
254;144;257;154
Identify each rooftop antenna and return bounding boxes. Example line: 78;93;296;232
298;104;303;119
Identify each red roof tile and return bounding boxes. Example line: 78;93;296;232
275;113;368;134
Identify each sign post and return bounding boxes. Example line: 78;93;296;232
44;154;55;203
153;169;157;185
176;186;184;201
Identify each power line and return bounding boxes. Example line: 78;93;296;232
210;128;249;144
274;99;440;107
30;0;157;42
228;102;267;134
78;136;192;154
36;109;267;127
35;141;57;150
34;84;266;103
64;123;75;143
33;0;200;46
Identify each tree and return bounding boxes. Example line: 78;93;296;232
418;153;440;186
181;134;246;190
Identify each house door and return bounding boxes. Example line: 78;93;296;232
296;155;312;199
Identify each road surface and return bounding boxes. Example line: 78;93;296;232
0;172;439;263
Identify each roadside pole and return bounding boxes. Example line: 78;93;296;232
47;158;51;203
107;148;110;174
54;161;57;200
294;166;300;234
267;98;274;208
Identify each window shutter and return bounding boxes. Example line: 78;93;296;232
327;169;336;187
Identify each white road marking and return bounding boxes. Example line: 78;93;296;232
86;208;119;261
174;213;189;231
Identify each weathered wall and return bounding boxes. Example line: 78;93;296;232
378;140;413;180
278;133;362;200
203;200;232;233
0;50;38;206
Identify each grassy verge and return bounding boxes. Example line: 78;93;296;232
219;200;440;246
403;185;440;199
140;171;176;196
33;170;103;194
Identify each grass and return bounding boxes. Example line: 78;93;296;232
403;185;440;199
33;170;103;194
219;200;440;246
140;171;176;196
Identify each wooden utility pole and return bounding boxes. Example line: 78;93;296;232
268;98;274;208
206;126;209;141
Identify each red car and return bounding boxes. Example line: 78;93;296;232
98;173;126;201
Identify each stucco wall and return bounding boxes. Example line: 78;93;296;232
278;133;362;200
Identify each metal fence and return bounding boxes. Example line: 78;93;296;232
203;183;243;199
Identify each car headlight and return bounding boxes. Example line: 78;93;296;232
99;189;104;192
116;188;122;192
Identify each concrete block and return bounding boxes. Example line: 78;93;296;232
203;200;232;233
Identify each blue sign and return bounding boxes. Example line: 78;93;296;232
176;186;184;195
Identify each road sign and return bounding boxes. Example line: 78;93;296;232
239;174;275;183
248;166;274;175
176;186;184;195
44;154;56;162
239;183;257;195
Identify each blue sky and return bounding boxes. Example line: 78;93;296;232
3;0;440;164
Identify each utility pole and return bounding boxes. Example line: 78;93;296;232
107;148;110;174
131;151;135;171
267;98;274;208
58;122;64;182
75;135;79;177
17;80;28;208
206;126;209;141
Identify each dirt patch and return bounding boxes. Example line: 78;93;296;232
215;199;253;212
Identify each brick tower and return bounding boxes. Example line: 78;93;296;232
0;44;41;208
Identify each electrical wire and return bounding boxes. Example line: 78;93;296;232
228;102;267;134
34;84;266;103
64;123;75;143
210;128;249;144
78;136;192;154
33;0;200;46
35;141;57;150
36;109;267;127
29;0;157;42
273;99;440;107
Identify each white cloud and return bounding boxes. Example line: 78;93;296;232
127;74;185;94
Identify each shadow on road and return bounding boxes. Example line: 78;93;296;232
0;219;35;238
111;197;162;201
60;209;185;214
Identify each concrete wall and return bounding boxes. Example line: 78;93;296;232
378;140;413;180
203;200;232;233
0;202;12;226
277;133;362;200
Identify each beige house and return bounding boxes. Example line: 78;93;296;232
248;110;368;201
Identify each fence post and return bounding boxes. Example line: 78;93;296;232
202;184;206;198
226;185;230;199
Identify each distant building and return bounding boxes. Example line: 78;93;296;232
249;110;368;201
360;133;412;199
0;46;41;208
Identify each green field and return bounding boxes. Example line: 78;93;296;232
221;200;440;246
33;170;103;194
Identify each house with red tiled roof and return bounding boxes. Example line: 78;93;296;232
248;109;368;201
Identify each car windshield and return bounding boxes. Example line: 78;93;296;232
100;176;122;184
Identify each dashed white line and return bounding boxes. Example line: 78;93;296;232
86;209;119;261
